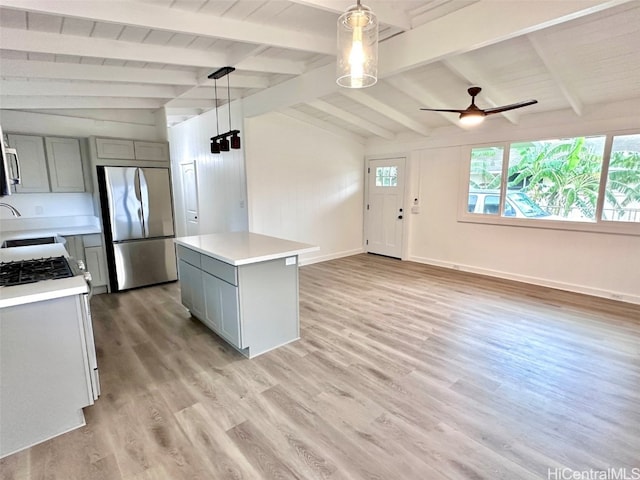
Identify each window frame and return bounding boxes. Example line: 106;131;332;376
458;129;640;237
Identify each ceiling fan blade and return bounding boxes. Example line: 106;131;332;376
420;108;466;113
484;99;538;115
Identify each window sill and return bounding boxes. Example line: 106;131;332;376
458;213;640;237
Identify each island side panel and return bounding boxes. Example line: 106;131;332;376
0;295;90;458
238;256;300;358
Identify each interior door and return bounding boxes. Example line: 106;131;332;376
366;157;406;258
180;162;199;236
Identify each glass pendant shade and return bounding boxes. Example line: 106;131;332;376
336;1;378;88
219;137;230;152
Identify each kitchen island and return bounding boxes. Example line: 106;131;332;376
0;244;98;458
174;232;318;358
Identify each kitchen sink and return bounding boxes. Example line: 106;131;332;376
1;236;65;248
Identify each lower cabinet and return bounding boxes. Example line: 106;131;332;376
83;233;108;291
176;244;300;358
178;259;205;320
203;272;240;348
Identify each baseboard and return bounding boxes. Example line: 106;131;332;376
409;255;640;306
300;248;365;266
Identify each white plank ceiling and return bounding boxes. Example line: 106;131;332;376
0;0;638;139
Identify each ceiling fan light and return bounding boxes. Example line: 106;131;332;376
459;112;485;126
336;1;378;88
230;133;241;150
219;137;230;152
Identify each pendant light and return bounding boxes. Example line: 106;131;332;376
208;66;242;153
336;0;378;89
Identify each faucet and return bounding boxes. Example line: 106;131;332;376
0;203;21;217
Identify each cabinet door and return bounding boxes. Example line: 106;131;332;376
134;141;169;162
178;260;205;319
62;235;85;262
203;273;241;348
85;246;108;287
45;137;85;192
7;134;50;193
95;138;135;159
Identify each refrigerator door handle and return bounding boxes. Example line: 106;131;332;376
138;168;150;238
134;168;147;237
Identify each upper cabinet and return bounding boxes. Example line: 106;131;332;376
7;134;50;193
133;141;169;162
45;137;85;192
95;138;169;163
95;138;135;160
6;134;86;193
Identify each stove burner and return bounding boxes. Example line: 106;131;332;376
0;256;73;287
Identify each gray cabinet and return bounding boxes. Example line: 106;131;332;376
0;295;95;457
95;138;169;162
95;138;135;159
44;137;85;192
203;271;240;347
178;259;205;320
176;245;300;358
83;234;108;290
7;134;49;193
6;134;86;193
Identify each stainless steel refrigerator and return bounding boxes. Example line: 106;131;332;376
97;166;178;292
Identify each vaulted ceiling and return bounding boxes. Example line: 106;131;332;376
0;0;638;142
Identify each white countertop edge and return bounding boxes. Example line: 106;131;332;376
233;245;319;266
174;238;319;266
0;282;88;308
0;225;102;242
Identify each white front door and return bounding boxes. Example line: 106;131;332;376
366;157;406;258
180;161;199;236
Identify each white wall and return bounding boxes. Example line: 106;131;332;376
168;102;248;237
366;99;640;304
245;112;365;264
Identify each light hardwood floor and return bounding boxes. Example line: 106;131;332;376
2;253;639;480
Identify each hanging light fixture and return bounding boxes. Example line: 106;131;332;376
210;74;221;154
208;66;242;152
336;0;378;89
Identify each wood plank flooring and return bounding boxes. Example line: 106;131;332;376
2;253;639;480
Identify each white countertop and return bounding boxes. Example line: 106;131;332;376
174;232;319;266
0;225;101;243
0;244;88;309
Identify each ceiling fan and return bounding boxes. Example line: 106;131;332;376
420;86;538;126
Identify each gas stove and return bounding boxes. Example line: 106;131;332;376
0;256;74;287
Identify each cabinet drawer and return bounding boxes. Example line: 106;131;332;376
176;245;201;268
201;255;237;286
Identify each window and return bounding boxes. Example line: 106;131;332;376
508;136;606;222
463;130;640;234
376;166;397;187
602;134;640;223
